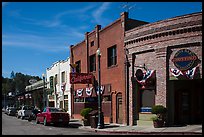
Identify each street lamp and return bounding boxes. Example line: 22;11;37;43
42;73;46;108
96;48;104;129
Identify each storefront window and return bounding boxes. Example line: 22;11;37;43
140;89;155;113
103;95;111;102
74;97;84;102
64;100;68;111
85;97;97;102
64;95;68;99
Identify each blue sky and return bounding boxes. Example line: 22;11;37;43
2;2;202;78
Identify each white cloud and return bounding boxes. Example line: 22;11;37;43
2;33;68;52
18;4;95;28
92;2;112;26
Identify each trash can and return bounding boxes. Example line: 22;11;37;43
89;110;98;128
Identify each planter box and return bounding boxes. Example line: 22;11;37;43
153;120;164;128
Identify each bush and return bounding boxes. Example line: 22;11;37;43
151;105;167;114
80;108;93;119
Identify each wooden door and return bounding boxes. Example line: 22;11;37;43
116;94;123;124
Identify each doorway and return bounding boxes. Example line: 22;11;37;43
174;79;202;125
116;93;123;124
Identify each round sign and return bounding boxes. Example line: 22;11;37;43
135;69;144;81
29;79;37;84
171;49;197;71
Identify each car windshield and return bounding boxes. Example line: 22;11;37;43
49;108;60;112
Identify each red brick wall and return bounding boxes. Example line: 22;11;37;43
70;19;126;124
125;12;202;125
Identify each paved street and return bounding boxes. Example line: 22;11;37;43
2;112;98;135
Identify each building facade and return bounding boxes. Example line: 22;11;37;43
25;80;45;110
125;12;202;126
46;57;71;114
70;12;148;124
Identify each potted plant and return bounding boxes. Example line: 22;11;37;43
151;105;167;128
80;108;93;126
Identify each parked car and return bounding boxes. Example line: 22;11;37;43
36;107;70;126
28;108;41;122
17;105;33;120
4;107;10;115
7;107;17;116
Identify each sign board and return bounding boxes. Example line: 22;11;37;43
70;73;94;84
135;69;144;81
29;79;37;84
172;49;197;71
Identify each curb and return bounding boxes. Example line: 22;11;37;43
79;126;202;135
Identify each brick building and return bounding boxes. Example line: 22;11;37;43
70;12;148;124
125;12;202;126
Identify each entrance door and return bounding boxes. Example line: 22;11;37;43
174;80;202;125
116;93;123;124
175;89;191;124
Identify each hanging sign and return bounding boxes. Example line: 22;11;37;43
29;79;37;84
70;73;94;84
135;69;155;85
171;49;198;71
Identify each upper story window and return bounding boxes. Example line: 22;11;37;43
89;54;96;72
90;41;94;47
75;60;81;73
107;45;117;67
49;76;54;89
61;71;65;83
55;74;58;84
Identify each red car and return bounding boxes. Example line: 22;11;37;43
36;107;70;126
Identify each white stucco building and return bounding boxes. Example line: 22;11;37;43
46;57;71;114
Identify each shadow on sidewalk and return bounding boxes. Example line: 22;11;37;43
102;124;120;129
68;123;83;128
165;124;187;127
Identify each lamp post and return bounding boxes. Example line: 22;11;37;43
42;73;46;108
96;48;104;129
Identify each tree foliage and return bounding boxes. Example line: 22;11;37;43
2;71;42;96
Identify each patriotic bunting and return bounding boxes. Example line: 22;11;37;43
86;87;93;96
170;66;198;79
77;89;83;97
183;66;198;79
136;70;155;85
170;68;183;77
96;86;105;95
61;82;66;92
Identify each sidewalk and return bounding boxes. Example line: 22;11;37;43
71;119;202;135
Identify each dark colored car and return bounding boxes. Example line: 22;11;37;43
28;108;41;121
36;107;70;126
7;107;17;116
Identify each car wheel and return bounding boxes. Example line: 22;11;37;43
43;117;48;126
21;116;24;120
63;123;68;127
